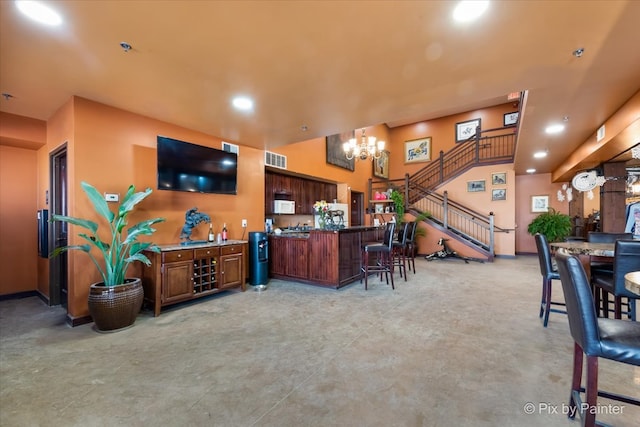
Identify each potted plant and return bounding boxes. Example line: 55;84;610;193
527;207;572;242
389;189;405;221
51;181;165;332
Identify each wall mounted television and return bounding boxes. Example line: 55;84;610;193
157;136;238;195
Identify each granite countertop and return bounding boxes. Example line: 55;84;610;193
158;240;247;251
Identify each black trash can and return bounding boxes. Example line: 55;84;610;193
249;231;269;286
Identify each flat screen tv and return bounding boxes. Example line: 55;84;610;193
157;136;238;195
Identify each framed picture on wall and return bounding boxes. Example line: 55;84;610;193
531;195;549;212
455;118;481;142
326;131;355;171
467;180;486;192
373;150;390;178
503;111;519;126
404;137;432;163
492;189;507;201
491;172;507;186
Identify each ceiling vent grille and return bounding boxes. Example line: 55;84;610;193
222;142;239;155
265;151;287;169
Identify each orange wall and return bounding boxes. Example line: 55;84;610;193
515;173;569;253
42;97;266;320
0;111;46;150
388;103;518;180
0;145;38;295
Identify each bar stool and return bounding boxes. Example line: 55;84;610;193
404;222;418;274
361;222;396;290
555;250;640;427
534;233;566;327
392;222;410;281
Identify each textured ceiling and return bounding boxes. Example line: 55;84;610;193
1;1;639;179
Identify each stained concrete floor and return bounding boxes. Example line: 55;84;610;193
1;256;639;427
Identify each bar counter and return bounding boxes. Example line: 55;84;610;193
268;226;383;288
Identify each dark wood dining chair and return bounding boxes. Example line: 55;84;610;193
361;222;396;290
555;249;640;427
591;239;640;320
534;233;566;327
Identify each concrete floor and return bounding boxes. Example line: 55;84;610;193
1;256;638;427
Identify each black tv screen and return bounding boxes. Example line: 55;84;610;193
157;136;238;195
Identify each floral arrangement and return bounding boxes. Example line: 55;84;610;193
313;200;331;228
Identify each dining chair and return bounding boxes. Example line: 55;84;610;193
554;250;640;427
534;233;566;327
361;222;396;290
392;222;411;281
587;232;633;313
591;239;640;321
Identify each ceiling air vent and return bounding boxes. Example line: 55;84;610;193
265;151;287;169
222;141;239;155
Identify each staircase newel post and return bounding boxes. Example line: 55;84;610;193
443;191;449;229
475;126;481;163
404;173;409;210
489;211;495;256
439;150;444;184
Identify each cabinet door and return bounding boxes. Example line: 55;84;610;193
285;238;308;279
220;254;243;289
269;237;287;276
265;172;275;214
162;261;193;303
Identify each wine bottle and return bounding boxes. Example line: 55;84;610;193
208;223;214;242
222;223;228;242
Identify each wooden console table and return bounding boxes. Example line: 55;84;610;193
142;241;247;316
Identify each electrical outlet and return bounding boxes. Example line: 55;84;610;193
241;219;247;228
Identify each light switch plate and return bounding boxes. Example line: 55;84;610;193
104;193;119;202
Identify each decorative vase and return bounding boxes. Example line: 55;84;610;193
318;217;326;229
87;278;144;332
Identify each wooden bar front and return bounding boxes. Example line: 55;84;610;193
269;226;381;288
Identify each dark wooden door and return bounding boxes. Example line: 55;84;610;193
350;191;364;226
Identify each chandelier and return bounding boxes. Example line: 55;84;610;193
343;129;385;161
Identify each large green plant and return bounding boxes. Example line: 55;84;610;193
390;189;405;221
527;208;572;242
50;181;166;286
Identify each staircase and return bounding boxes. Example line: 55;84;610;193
369;126;517;261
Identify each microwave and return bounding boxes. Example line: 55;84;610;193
274;200;296;214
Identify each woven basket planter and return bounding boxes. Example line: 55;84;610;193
88;278;143;332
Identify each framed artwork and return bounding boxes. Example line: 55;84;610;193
404;137;432;163
467;180;486;192
373;150;390;178
503;111;519;126
375;203;385;214
491;172;507;186
492;189;507;201
326;131;355;171
455;118;481;142
531;195;549;213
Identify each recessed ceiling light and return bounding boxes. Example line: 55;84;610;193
453;0;489;23
16;1;62;26
231;96;254;111
533;151;547;158
526;168;536;174
545;124;565;134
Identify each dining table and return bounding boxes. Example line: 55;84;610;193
624;271;640;296
549;241;615;281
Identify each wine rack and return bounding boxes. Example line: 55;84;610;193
193;257;217;294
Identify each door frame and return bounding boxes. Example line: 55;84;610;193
49;143;68;308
